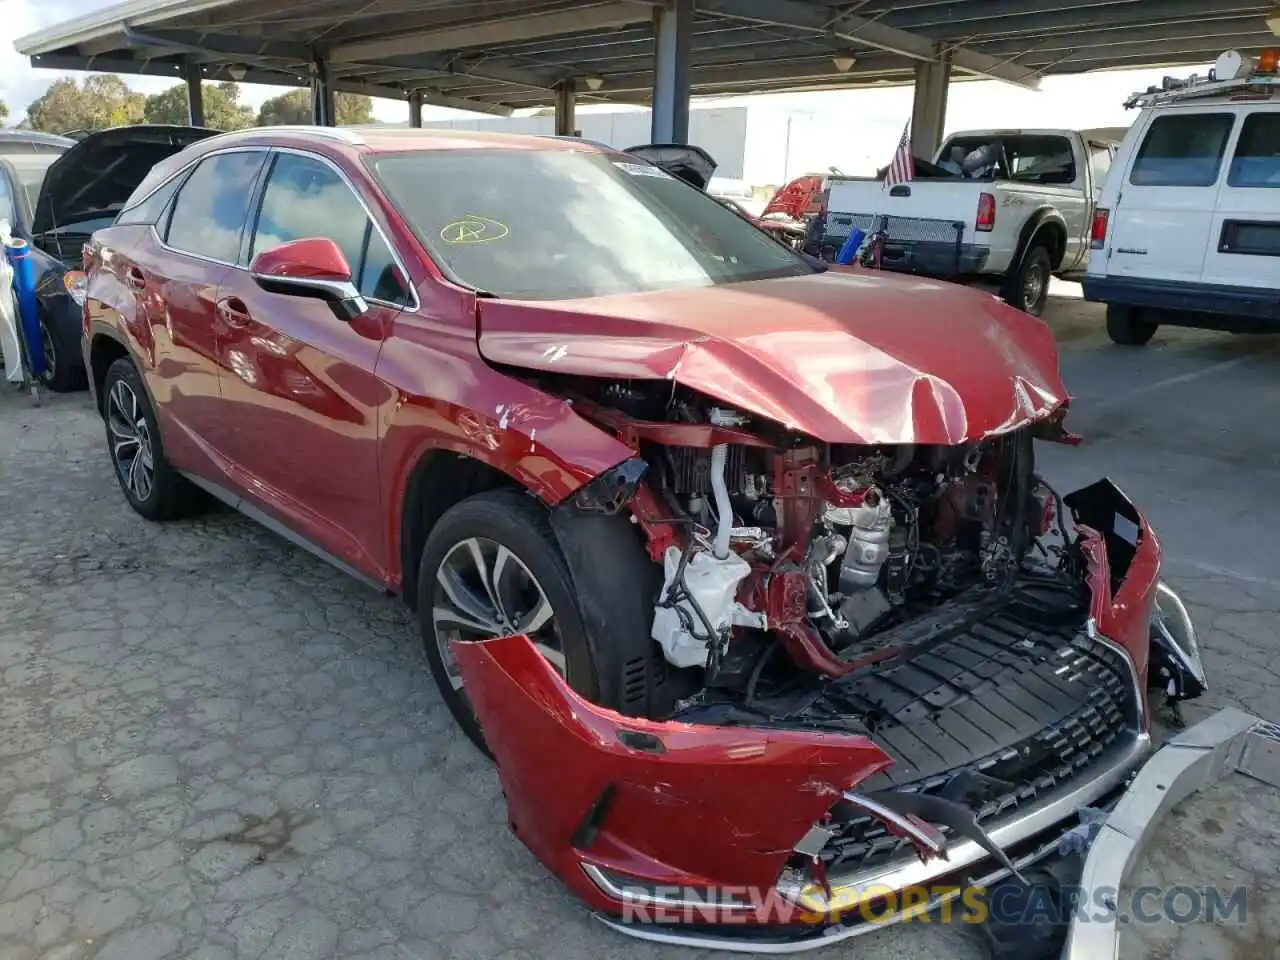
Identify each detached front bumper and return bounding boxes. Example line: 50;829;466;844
454;479;1180;951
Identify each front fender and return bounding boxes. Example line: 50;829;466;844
455;633;893;918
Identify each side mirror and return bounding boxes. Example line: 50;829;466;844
250;237;368;322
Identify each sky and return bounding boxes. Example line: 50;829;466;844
0;0;1212;172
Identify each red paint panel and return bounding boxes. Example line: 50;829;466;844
454;633;892;912
477;270;1067;446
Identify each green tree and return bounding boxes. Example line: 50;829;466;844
256;88;375;126
144;80;254;130
0;101;8;126
25;75;146;134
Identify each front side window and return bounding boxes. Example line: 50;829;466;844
166;151;267;262
370;148;813;300
1228;113;1280;187
250;152;410;306
1129;113;1234;187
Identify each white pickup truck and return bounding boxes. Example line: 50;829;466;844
813;129;1119;315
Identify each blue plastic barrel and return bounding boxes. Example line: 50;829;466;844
836;227;865;265
5;238;45;378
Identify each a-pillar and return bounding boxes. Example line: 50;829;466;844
650;0;692;143
554;79;576;136
183;59;205;127
910;53;951;160
311;55;336;126
408;91;424;128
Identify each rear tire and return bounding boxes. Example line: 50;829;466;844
1003;244;1052;317
101;357;199;521
1106;304;1158;346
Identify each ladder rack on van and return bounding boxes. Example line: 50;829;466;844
1125;74;1280;110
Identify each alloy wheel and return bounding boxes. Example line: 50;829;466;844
431;536;565;689
1022;261;1047;312
39;321;56;383
107;379;155;502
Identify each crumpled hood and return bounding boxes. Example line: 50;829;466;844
477;269;1068;445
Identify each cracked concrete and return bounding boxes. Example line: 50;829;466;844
1;295;1278;960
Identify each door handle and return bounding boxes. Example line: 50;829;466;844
216;297;253;329
126;267;146;290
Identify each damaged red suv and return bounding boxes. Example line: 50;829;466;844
84;127;1206;949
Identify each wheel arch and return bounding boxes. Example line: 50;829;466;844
1012;207;1068;273
397;448;526;610
87;326;135;414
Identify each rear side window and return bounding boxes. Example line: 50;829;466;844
116;173;185;226
1228;113;1280;187
1129;113;1234;187
165;151;267;262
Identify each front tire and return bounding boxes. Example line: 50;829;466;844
1003;244;1052;317
1106;304;1158;346
417;489;601;754
101;357;198;521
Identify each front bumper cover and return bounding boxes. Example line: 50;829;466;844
453;478;1169;950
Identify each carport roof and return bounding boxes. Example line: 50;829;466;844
14;0;1280;116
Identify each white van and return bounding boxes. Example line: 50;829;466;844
1085;50;1280;345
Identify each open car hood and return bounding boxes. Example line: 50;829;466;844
477;269;1068;446
624;143;718;190
32;124;217;236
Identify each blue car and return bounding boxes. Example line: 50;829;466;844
0;125;215;390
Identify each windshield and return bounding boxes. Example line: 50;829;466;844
371;148;814;300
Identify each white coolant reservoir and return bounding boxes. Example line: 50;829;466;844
651;546;765;669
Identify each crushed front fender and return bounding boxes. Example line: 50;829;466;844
452;633;893;916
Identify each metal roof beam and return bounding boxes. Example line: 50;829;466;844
119;26;313;61
1024;32;1273;68
698;0;1039;88
973;19;1275;58
330;3;658;63
887;0;1216;31
910;0;1270;41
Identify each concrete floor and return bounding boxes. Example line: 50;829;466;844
1;292;1278;960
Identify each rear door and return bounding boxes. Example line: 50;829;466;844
1201;107;1280;289
1107;108;1236;282
126;149;268;479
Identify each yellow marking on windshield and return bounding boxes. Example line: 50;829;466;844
440;214;509;244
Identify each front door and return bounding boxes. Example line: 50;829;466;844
213;150;415;581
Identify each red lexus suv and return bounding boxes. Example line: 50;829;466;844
83;126;1202;948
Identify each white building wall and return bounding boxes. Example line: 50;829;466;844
418;106;750;179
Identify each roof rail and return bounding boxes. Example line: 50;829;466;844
209;125;367;145
1125;74;1280;109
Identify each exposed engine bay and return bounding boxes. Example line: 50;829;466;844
560;380;1071;694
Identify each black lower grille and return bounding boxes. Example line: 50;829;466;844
819;592;1139;873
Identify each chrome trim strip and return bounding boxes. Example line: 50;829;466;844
779;730;1152;914
1064;707;1260;960
181;471;386;593
593;829;1072;954
581;864;755;912
840;792;946;856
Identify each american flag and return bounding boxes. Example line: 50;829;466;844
884;120;913;189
